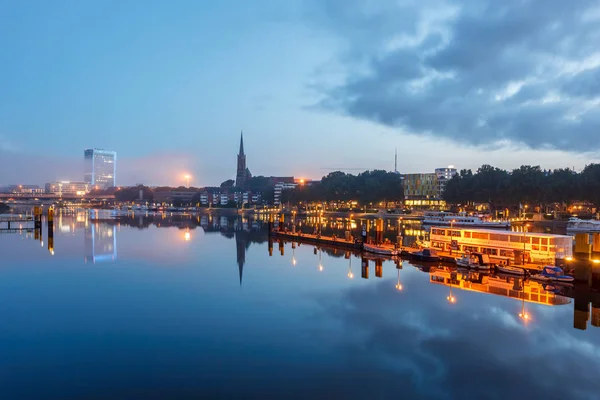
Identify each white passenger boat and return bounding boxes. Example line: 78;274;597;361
566;217;600;233
423;212;510;228
455;253;492;270
363;243;398;256
496;265;527;276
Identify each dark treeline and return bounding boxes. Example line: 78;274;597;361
281;170;404;205
443;164;600;210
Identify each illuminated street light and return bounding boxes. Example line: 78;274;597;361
184;174;191;188
447;285;456;303
395;269;402;291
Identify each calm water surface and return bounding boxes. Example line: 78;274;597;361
0;211;599;399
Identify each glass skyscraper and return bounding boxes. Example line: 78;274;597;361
84;148;117;190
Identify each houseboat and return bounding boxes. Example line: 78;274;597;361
429;227;572;265
423;212;510;228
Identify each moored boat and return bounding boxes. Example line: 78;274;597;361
423;211;510;228
363;243;398;256
496;264;528;276
455;252;492;270
410;248;440;262
530;266;574;283
566;217;600;233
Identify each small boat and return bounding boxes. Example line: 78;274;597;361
410;248;440;262
496;264;528;276
455;252;492;270
530;266;574;283
363;243;398;256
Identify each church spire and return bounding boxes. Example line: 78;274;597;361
239;131;244;156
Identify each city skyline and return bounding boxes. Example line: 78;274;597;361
1;1;599;187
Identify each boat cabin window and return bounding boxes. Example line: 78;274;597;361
531;237;540;245
463;231;471;238
481;248;498;256
510;235;524;243
451;230;461;237
499;249;513;257
541;238;548;246
472;232;489;240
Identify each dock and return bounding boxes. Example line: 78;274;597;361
270;230;362;250
0;215;35;231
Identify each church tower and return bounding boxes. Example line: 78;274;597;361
236;131;248;187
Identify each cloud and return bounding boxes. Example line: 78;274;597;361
307;277;600;399
307;0;600;152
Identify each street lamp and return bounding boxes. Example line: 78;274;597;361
318;249;323;272
519;297;530;321
395;269;403;291
184;174;191;188
447;285;456;303
522;223;530;265
450;219;456;255
347;256;354;279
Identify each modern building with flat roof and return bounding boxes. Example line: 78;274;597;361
84;149;116;190
45;181;91;196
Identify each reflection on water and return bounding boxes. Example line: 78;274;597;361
0;210;599;398
85;223;117;263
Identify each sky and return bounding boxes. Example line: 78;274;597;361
1;0;599;187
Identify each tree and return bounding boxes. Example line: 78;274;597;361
220;179;235;189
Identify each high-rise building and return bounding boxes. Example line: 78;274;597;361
84;149;116;190
235;132;251;187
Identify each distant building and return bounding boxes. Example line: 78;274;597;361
235;132;251;187
435;166;458;199
403;173;445;209
45;181;90;196
153;190;196;205
273;179;297;205
84;148;117;190
1;184;44;194
435;166;458;181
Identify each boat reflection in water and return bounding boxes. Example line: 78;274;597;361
428;265;572;321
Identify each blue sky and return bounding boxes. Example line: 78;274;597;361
1;0;598;186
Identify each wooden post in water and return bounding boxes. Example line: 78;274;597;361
361;257;369;279
279;240;284;256
268;238;273;256
268;213;274;234
47;207;54;255
375;219;384;245
375;259;383;278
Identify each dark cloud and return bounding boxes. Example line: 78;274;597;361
308;277;600;399
309;0;600;152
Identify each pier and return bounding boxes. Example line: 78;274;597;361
0;215;35;231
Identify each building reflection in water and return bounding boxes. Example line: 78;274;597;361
429;266;571;323
85;223;117;263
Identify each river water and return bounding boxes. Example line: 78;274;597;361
0;210;598;399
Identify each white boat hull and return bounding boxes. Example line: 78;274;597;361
496;265;527;276
363;244;398;256
424;220;510;228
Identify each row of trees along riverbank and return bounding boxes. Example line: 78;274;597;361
281;170;404;205
443;164;600;211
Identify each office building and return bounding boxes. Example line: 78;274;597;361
45;181;91;196
84;148;117;190
435;166;458;198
